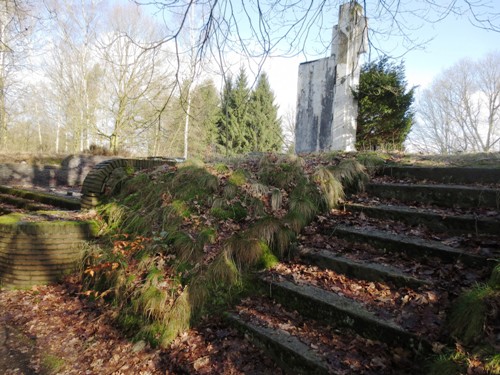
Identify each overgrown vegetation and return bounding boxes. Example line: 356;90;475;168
82;154;368;347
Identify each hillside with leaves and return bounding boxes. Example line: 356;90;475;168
82;153;365;346
1;151;498;374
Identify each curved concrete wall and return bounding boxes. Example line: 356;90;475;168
0;220;98;288
81;158;175;209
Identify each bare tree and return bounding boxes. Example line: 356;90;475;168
41;0;105;153
282;104;296;153
409;51;500;153
0;0;39;150
133;0;500;72
97;3;169;154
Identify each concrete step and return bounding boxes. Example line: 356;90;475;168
366;183;500;209
0;193;50;211
345;203;500;235
226;312;329;375
328;224;491;267
261;276;428;352
379;166;500;185
301;248;428;289
0;185;80;210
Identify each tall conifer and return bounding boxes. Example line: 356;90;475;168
248;72;283;152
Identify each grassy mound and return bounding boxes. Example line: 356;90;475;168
82;154;368;347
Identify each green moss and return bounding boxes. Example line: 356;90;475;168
41;354;66;374
214;163;230;174
211;203;247;221
198;227;216;245
258;243;279;269
0;213;23;225
171;200;191;218
228;169;248;186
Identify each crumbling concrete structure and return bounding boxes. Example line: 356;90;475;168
295;2;367;153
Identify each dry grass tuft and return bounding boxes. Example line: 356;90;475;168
312;167;344;209
330;158;368;193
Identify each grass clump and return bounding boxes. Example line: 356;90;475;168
489;263;500;290
329;158;369;193
258;154;305;189
356;152;387;176
428;351;467;375
312;167;344;209
448;284;497;345
433;264;500;374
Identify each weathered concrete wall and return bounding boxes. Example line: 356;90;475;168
296;57;337;152
295;2;367;153
0;155;116;187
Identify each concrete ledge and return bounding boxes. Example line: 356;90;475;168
366;183;500;210
345;203;500;235
380;166;500;185
226;312;329;375
301;248;428;289
262;277;428;352
329;224;490;267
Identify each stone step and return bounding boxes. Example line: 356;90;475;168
0;186;80;210
345;203;500;235
261;276;428;352
379;166;500;185
0;193;50;211
366;183;500;209
329;224;490;267
301;248;428;289
226;312;329;375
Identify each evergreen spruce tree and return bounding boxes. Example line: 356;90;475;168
354;57;415;150
248;72;283;152
217;68;252;155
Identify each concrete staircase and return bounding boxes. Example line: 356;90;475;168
226;166;499;374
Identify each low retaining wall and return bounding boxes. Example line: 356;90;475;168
0;217;98;288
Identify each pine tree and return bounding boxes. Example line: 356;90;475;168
248;72;283;152
354;57;415;150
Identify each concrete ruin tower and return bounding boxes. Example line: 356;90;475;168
295;2;367;153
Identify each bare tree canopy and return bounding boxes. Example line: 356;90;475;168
409;50;500;154
133;0;500;67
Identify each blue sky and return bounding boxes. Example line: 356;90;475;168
400;12;500;88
